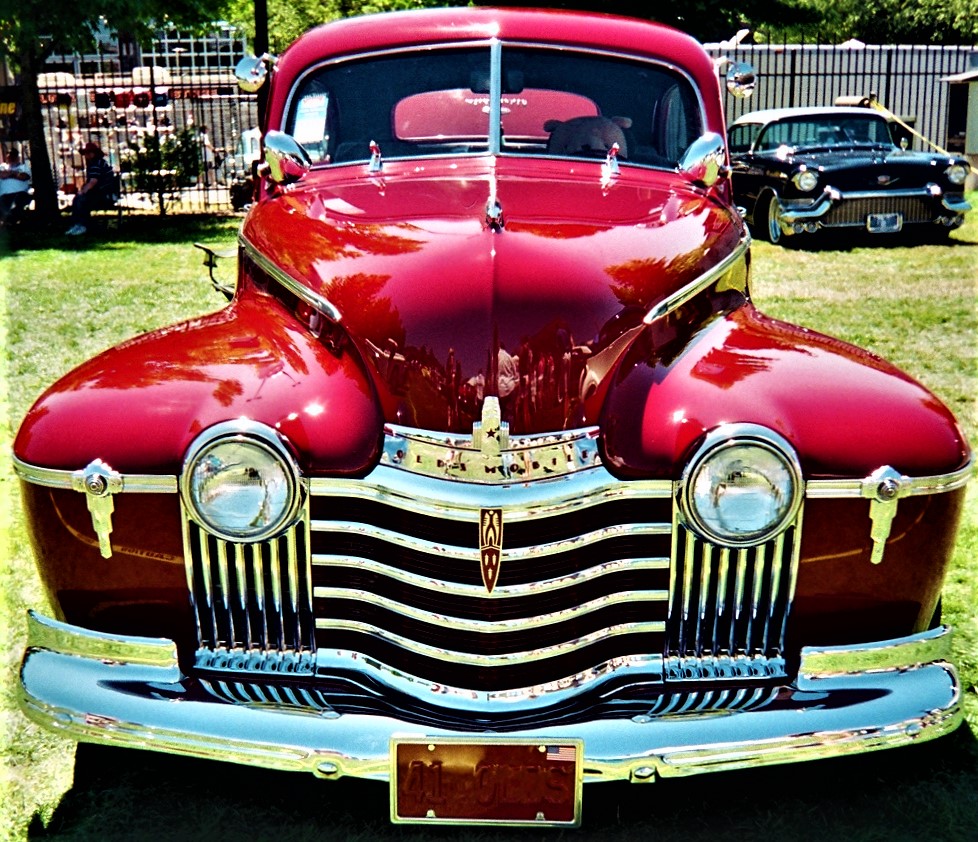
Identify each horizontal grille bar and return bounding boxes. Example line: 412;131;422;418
317;618;666;665
312;555;669;598
313;588;667;632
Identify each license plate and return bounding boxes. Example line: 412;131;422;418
866;212;903;233
391;737;583;827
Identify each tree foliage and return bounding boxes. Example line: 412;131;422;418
220;0;977;52
796;0;978;44
471;0;817;43
221;0;464;53
0;0;227;219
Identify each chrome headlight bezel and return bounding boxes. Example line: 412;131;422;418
181;419;302;543
679;424;804;548
791;168;819;192
945;163;968;187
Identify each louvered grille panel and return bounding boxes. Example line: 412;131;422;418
184;517;315;656
309;492;673;691
667;522;800;663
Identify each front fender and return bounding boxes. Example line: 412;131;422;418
601;303;969;479
13;294;384;477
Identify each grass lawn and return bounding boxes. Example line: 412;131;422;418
1;204;976;841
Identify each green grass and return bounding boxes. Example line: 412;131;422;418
2;205;976;840
1;217;238;841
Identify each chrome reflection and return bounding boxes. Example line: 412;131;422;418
263;130;313;185
678;132;727;187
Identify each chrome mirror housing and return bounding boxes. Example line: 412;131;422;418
678;132;727;188
235;54;273;93
725;61;757;98
263;131;313;185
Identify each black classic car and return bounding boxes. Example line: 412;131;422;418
728;106;972;243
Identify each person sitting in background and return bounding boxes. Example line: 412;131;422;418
0;146;32;227
198;125;218;186
66;142;118;236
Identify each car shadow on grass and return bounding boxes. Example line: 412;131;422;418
28;723;978;841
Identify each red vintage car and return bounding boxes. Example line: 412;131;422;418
15;8;972;828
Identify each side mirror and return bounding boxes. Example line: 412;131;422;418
264;130;312;185
678;133;727;188
725;61;756;99
235;55;273;93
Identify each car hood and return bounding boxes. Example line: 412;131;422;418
763;147;953;178
242;157;744;434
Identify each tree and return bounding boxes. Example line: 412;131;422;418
470;0;819;43
0;0;228;223
796;0;978;44
222;0;463;53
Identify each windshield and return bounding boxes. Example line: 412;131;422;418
286;44;704;169
754;114;895;152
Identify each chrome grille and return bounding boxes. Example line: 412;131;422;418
197;677;780;730
823;195;933;227
183;509;316;665
183;462;802;697
665;517;801;680
307;475;673;692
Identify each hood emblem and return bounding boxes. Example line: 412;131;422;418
479;508;504;593
877;174;896;186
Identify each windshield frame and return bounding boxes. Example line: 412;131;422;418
753;113;897;154
281;39;708;172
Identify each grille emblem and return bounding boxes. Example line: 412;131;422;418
479;508;503;593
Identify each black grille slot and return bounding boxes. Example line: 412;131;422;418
315;567;669;621
312;530;672;586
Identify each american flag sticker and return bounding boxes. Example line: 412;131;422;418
546;745;576;763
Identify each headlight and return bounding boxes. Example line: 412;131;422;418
945;164;967;186
182;420;301;542
791;169;819;192
679;424;803;547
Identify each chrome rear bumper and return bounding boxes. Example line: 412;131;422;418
19;611;962;784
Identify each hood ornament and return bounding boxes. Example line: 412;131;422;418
472;395;509;456
368;140;383;173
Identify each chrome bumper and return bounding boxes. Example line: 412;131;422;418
780;185;971;227
20;611;962;784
